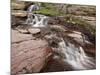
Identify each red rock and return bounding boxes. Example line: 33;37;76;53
11;30;34;43
11;30;52;75
83;44;96;56
17;29;29;34
28;28;41;34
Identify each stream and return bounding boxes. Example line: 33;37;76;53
23;4;96;72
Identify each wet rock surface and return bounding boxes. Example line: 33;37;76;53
40;58;72;72
11;23;96;74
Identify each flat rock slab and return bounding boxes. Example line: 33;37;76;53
11;38;52;75
50;25;67;32
67;32;82;39
72;31;82;35
11;29;34;43
17;29;29;34
67;31;85;45
12;10;27;17
28;28;41;34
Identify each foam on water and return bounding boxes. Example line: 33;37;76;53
26;4;49;27
57;38;95;70
26;4;95;70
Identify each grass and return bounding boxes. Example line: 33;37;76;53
33;3;96;36
35;3;66;16
35;7;59;16
65;15;96;36
35;3;96;36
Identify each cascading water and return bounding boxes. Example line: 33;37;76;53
25;4;95;71
55;38;95;70
27;4;40;13
26;4;49;27
32;14;49;27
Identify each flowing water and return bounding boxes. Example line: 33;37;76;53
56;38;95;70
25;4;95;71
27;4;40;13
26;4;49;27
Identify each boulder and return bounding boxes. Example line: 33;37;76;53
67;31;84;44
83;44;96;56
67;31;93;46
11;29;52;75
28;28;41;34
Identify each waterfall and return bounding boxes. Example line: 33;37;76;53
25;4;49;27
33;14;49;27
56;38;95;70
27;4;40;13
25;4;95;71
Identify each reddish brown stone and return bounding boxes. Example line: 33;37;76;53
11;30;52;75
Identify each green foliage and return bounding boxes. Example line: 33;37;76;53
35;3;66;16
65;15;96;36
35;3;96;36
35;7;58;16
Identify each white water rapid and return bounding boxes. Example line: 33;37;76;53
26;4;49;27
56;38;95;70
25;4;95;70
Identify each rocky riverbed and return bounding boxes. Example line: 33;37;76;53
11;1;96;75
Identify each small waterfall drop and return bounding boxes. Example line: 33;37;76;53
26;4;49;27
27;4;40;13
56;38;95;70
25;4;95;71
33;14;49;27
